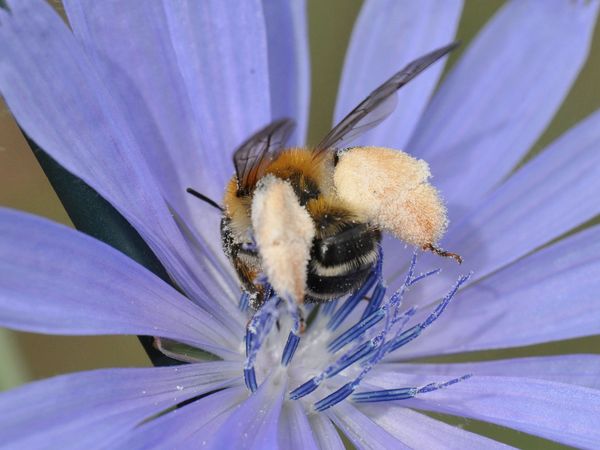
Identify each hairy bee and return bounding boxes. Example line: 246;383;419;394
189;43;461;310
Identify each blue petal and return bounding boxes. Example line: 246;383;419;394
327;402;408;449
63;0;217;217
111;387;248;450
391;108;600;303
262;0;310;145
150;0;272;191
0;363;241;449
208;379;286;449
278;401;319;450
334;0;463;148
371;374;600;449
378;354;600;390
409;0;599;214
0;0;244;330
65;0;273;199
0;208;239;357
447;109;600;279
308;414;345;450
395;224;600;358
357;404;510;449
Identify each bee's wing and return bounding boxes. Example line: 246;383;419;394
233;118;296;195
315;42;459;157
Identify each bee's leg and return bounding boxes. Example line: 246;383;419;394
423;243;463;264
298;306;306;334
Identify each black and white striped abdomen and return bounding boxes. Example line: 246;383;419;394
306;222;381;302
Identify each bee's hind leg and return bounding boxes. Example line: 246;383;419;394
423;243;463;264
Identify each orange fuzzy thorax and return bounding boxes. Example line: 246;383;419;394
222;148;334;241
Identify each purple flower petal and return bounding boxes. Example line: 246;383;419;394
112;387;248;450
208;379;286;449
446;109;600;281
357;404;510;449
63;0;240;277
0;0;244;330
0;362;241;449
0;208;239;357
308;414;345;450
63;1;213;217
152;0;272;192
262;0;310;146
397;224;600;358
370;373;600;449
334;0;463;148
64;0;292;203
378;354;600;390
409;0;599;213
327;402;408;449
392;108;600;300
278;401;319;450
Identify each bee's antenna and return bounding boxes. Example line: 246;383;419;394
186;187;223;212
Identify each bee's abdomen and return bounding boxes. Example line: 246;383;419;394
306;223;381;302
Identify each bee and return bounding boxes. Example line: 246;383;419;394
189;43;461;311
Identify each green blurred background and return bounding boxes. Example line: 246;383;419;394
1;1;599;447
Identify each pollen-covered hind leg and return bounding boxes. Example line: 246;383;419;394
423;243;462;264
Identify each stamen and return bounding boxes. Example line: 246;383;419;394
281;331;301;366
327;247;383;331
326;337;382;378
289;376;322;400
289;338;380;401
310;266;469;410
327;308;385;353
322;299;338;316
327;270;378;331
360;282;386;320
328;253;435;356
243;248;471;413
408;268;441;286
244;367;258;392
352;374;472;403
244;294;279;391
279;295;303;366
239;292;250;312
314;382;355;412
385;272;471;354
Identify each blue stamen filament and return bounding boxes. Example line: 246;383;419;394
352;374;473;403
238;292;250;312
322;299;338;316
281;331;300;366
327;269;379;331
328;308;385;353
360;282;386;320
241;249;471;413
243;293;279;392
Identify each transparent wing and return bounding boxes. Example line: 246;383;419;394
315;42;459;157
233;118;296;195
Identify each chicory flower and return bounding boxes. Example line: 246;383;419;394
1;0;600;448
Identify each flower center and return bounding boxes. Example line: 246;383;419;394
242;250;472;412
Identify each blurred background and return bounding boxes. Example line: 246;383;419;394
1;1;599;447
